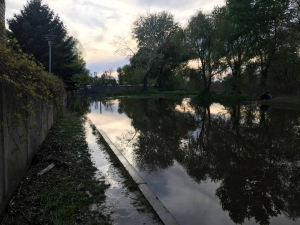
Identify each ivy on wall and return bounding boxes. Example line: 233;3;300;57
0;38;65;150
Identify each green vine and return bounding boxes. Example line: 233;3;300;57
0;38;65;151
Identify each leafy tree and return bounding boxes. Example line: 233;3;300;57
8;0;87;85
131;11;179;89
72;67;91;85
213;6;250;93
121;64;134;85
117;67;124;85
185;10;226;94
226;0;294;88
150;28;190;89
99;71;116;85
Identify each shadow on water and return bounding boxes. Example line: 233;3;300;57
88;97;300;225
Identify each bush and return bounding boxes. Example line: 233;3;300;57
105;89;112;97
218;90;249;102
0;38;65;145
196;90;217;104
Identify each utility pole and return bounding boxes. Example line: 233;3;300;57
45;34;55;74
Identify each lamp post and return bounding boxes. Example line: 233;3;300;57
45;34;55;74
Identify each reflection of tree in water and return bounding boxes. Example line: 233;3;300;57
116;98;300;224
73;99;91;116
101;99;115;112
185;101;300;225
116;98;200;172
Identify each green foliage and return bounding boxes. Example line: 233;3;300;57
0;39;65;147
74;99;90;116
150;28;190;89
196;90;217;104
99;71;116;85
116;1;300;96
219;90;250;102
185;9;226;93
8;0;88;85
2;113;111;224
132;11;180;89
0;39;64;113
117;67;124;85
105;89;112;97
162;90;197;95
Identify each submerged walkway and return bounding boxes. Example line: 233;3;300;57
97;129;179;225
85;121;165;225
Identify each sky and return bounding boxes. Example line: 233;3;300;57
5;0;225;79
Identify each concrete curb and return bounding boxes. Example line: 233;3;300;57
98;129;179;225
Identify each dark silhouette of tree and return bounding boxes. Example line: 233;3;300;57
115;98;300;224
8;0;87;84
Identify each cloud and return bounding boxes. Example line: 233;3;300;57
87;58;129;78
5;0;225;74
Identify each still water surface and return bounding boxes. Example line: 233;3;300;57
87;98;300;225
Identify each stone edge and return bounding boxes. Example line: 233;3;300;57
98;129;179;225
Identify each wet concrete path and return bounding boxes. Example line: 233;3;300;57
85;120;162;225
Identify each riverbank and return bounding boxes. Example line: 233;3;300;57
113;90;300;108
110;89;198;98
0;113;111;225
260;95;300;109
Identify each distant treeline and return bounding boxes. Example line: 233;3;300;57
115;0;300;96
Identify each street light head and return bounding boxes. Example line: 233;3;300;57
45;34;55;42
46;33;55;75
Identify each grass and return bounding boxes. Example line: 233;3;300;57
216;90;251;103
261;95;300;109
1;113;111;225
112;89;199;98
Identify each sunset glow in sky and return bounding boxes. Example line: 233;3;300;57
5;0;225;78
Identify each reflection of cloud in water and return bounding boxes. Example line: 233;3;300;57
87;101;137;165
140;161;257;225
175;99;228;116
87;98;300;225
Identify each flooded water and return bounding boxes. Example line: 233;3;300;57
85;120;162;225
87;98;300;225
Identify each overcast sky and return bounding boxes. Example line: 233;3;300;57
5;0;225;78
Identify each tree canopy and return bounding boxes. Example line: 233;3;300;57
114;2;300;96
8;0;88;85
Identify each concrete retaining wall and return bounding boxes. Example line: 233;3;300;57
0;83;67;215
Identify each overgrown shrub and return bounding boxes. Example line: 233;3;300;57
105;88;112;97
0;38;65;146
219;90;249;102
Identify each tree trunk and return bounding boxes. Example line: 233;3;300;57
143;62;153;91
200;62;208;94
143;76;148;90
261;69;268;89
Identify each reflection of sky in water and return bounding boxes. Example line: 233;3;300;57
87;99;299;225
